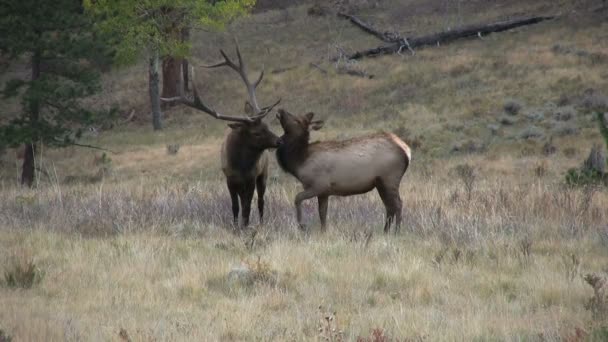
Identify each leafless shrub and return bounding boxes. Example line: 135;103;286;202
226;257;278;289
487;124;500;136
333;56;373;79
564;147;578;158
504;99;523;115
584;273;608;319
589;52;608;65
519;126;544;140
518;236;532;264
242;257;278;285
3;254;44;289
499;115;517;126
542;138;557;155
0;329;12;342
534;160;549;178
166;144;181;155
450;140;486;155
565;253;581;282
356;328;421;342
453;164;476;201
349;229;373;249
307;3;330;16
583;144;606;174
118;328;132;342
553;106;576;121
432;247;448;267
317;307;344;342
580;89;608;112
553;122;578;136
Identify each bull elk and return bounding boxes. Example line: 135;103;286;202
163;43;281;228
275;109;411;232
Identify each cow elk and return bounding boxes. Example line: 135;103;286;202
163;43;281;229
275;109;411;232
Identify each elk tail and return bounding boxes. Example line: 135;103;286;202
387;132;411;172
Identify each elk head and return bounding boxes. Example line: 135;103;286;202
276;109;324;145
227;101;281;150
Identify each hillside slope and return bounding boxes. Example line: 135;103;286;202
1;0;607;184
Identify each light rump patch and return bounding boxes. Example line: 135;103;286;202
387;132;412;161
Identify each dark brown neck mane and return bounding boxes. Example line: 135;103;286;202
276;132;309;177
226;132;265;175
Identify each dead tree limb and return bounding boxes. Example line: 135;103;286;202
337;16;554;61
337;12;401;43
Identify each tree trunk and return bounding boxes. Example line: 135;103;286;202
161;55;182;108
21;50;41;187
149;49;162;130
181;27;190;92
21;143;35;187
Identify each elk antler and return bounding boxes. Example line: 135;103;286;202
202;39;279;118
162;39;280;123
161;67;272;123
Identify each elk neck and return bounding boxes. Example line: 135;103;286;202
276;132;309;177
226;132;266;174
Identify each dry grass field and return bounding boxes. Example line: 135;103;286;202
1;0;608;341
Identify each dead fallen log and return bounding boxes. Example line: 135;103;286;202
337;16;554;61
337;12;401;43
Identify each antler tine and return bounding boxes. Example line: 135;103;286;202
201;49;237;69
253;68;264;88
247;98;281;121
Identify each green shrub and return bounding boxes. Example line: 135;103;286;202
564;113;608;187
4;258;44;289
588;326;608;342
0;329;13;342
565;168;607;187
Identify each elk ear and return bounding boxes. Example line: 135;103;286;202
310;120;324;131
304;112;315;122
228;122;244;130
244;101;254;115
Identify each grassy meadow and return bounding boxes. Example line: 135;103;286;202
1;0;608;340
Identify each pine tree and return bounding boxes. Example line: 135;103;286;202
0;0;112;187
86;0;256;131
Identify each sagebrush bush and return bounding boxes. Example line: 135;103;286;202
584;273;608;319
504;99;523;115
453;164;476;201
0;329;12;342
4;257;43;289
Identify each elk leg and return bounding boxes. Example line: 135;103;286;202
255;175;266;225
385;188;403;233
318;195;329;231
239;182;256;228
294;189;321;230
227;180;240;227
376;181;396;233
394;194;403;233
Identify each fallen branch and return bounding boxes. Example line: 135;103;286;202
309;63;328;74
54;140;117;154
337;15;554;61
337;12;401;43
337;66;374;79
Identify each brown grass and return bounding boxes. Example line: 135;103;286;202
0;167;607;340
